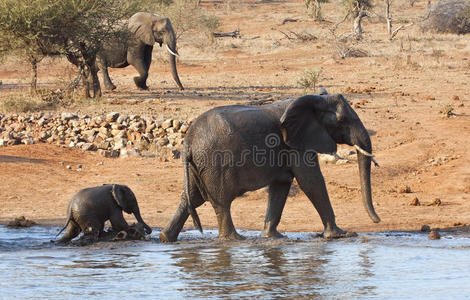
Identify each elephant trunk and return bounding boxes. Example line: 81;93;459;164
351;123;381;223
133;206;153;234
165;31;184;90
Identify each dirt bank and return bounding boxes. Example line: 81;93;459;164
1;0;469;234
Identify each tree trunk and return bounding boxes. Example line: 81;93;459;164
385;0;393;36
353;11;368;38
30;57;38;94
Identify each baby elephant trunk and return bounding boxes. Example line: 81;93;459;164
133;207;152;234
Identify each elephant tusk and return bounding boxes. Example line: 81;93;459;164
354;145;380;167
166;44;179;57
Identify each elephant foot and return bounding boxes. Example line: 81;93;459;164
261;228;285;239
159;230;177;243
133;77;149;90
218;231;245;241
321;226;357;239
104;84;117;91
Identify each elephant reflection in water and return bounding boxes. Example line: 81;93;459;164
167;243;335;297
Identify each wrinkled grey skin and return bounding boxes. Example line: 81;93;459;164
97;12;184;91
160;94;380;242
56;184;152;244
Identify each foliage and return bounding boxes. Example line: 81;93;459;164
305;0;328;21
143;0;220;40
0;0;144;96
1;94;53;113
296;68;322;92
422;0;470;34
341;0;373;17
440;104;455;118
198;15;221;42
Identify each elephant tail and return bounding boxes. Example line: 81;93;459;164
56;203;72;237
184;156;203;233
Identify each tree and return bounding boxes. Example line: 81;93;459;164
0;0;142;97
0;0;62;93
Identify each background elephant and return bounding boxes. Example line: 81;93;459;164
160;93;380;242
56;184;152;243
97;12;184;91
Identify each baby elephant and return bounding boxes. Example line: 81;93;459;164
56;184;152;243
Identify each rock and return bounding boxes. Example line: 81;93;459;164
180;124;190;133
158;137;170;146
98;149;119;158
111;129;124;137
428;230;441;240
337;148;355;158
7;216;37;228
161;119;173;129
98;149;110;157
172;149;181;159
335;159;350;165
110;150;120;158
61;112;76;121
82;143;96;151
172;120;181;130
66;165;72;169
116;115;128;124
409;197;420;206
398;185;412;193
428;198;442;206
318;87;328;95
96;141;111;150
120;148;142;158
319;154;336;164
113;137;128;150
105;112;120;122
420;224;431;232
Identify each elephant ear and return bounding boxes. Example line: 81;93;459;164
128;12;155;46
111;184;128;211
280;95;337;154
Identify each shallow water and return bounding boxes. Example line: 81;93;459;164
0;226;469;299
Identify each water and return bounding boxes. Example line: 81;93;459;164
1;226;469;299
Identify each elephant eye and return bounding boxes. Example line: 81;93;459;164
323;112;338;125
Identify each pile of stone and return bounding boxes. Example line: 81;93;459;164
0;112;192;158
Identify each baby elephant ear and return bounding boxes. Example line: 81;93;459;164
111;184;126;210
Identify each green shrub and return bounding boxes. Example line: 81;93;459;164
296;68;322;92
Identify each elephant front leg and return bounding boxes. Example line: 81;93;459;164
261;180;292;238
293;165;356;239
131;59;149;90
110;212;130;233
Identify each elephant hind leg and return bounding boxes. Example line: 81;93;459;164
261;179;293;238
57;220;81;244
100;67;117;91
211;201;244;241
160;182;205;243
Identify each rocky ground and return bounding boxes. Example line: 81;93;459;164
0;0;469;236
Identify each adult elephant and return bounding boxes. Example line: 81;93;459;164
97;12;184;91
160;93;380;242
56;184;152;243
